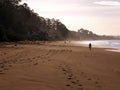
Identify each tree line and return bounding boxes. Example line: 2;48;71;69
0;0;69;41
0;0;118;42
68;28;117;40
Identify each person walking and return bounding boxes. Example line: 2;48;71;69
89;43;92;51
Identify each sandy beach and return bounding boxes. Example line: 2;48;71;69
0;41;120;90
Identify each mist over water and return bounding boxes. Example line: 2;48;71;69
78;40;120;53
80;40;120;47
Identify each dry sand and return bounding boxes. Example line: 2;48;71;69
0;41;120;90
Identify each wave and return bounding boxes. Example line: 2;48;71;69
78;40;120;53
80;40;120;47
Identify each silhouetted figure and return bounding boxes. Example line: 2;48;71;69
14;42;18;46
89;43;92;51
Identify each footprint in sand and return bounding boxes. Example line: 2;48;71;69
32;57;36;59
33;62;38;66
3;67;9;70
88;78;92;81
0;68;5;75
0;72;4;74
66;84;71;87
8;64;12;67
0;65;4;68
3;52;7;55
67;77;72;80
71;80;77;84
95;81;99;84
62;68;67;72
48;59;51;61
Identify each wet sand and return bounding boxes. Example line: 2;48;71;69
0;42;120;90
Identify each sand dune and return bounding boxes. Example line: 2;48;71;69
0;42;120;90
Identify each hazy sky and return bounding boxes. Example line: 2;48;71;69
21;0;120;35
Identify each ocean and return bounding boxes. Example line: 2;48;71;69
78;40;120;53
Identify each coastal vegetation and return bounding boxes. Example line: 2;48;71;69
0;0;119;42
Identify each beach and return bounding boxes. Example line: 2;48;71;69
0;41;120;90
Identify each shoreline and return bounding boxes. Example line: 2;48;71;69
73;40;120;53
0;40;120;53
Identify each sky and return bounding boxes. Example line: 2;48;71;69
21;0;120;35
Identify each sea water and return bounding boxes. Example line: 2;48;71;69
78;40;120;53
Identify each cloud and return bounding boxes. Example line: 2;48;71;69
94;1;120;6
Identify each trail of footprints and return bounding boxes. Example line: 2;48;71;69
34;48;72;64
0;59;13;74
58;63;102;90
0;50;45;75
0;48;72;75
0;52;23;74
35;48;89;90
58;64;84;90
